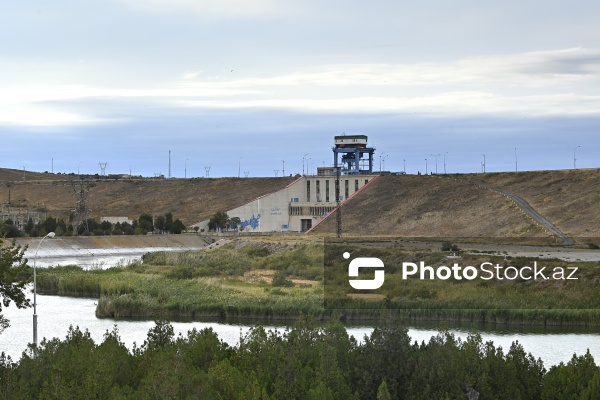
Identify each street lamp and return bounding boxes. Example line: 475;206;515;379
574;146;581;169
379;152;387;172
302;154;308;175
431;153;440;174
238;156;244;178
443;152;448;174
33;232;55;347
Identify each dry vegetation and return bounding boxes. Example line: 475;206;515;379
312;174;542;238
2;167;599;238
0;168;296;226
463;169;600;237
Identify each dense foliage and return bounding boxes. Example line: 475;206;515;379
0;239;30;335
0;316;598;399
0;212;186;237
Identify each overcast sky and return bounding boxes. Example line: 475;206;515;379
1;0;599;177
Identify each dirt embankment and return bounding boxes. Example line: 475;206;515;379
312;170;600;239
0;171;296;226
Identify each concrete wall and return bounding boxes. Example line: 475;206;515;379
195;174;377;233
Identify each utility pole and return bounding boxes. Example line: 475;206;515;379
302;154;308;175
403;159;406;173
574;146;581;169
482;154;486;173
282;160;285;176
425;159;428;175
431;153;440;174
443;152;448;174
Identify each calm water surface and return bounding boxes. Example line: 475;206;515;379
1;294;599;367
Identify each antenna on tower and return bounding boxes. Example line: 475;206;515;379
98;162;108;176
204;166;211;178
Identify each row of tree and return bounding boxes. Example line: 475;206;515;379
0;212;186;238
208;211;242;232
0;317;598;400
0;240;599;399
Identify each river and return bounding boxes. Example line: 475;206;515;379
1;294;599;367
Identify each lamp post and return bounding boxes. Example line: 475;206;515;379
238;156;244;178
574;146;581;169
431;154;440;174
302;154;308;175
443;152;448;174
33;232;55;347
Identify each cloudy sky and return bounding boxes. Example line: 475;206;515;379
1;0;599;177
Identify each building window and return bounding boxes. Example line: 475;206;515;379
345;180;349;199
325;180;330;202
355;179;359;193
316;180;321;202
306;180;311;202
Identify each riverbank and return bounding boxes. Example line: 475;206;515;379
34;238;600;326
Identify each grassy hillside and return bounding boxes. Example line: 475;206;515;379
312;174;540;238
0;169;296;226
3;167;599;238
464;169;600;237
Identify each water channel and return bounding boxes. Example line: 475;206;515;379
2;252;599;367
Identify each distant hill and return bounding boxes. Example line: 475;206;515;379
311;169;600;239
0;169;296;226
2;167;599;239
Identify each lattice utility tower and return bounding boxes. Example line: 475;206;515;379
204;166;211;178
98;162;108;176
71;178;94;235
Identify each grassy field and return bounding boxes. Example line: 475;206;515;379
35;238;600;325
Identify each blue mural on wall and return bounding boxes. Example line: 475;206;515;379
240;214;261;231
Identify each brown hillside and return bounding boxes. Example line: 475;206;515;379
464;169;600;237
0;171;297;226
312;174;546;238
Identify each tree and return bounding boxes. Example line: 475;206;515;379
138;213;154;234
230;217;242;231
208;211;229;232
165;212;174;233
154;215;166;233
0;239;31;334
172;219;185;234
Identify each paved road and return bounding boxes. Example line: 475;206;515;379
473;180;574;245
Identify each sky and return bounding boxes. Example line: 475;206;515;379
1;0;599;177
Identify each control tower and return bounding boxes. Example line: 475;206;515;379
333;135;375;175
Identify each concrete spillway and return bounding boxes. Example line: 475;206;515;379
10;235;213;268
